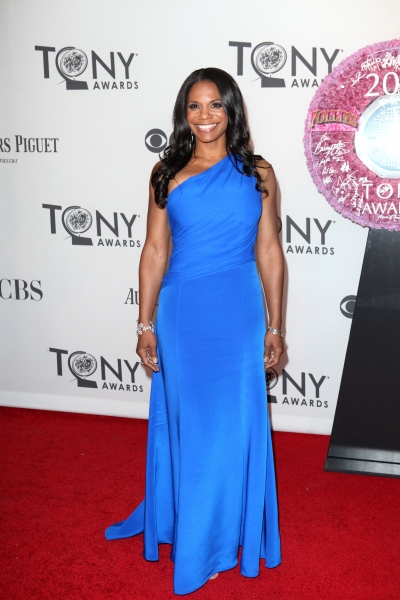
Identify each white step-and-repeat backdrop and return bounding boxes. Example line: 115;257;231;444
1;0;398;433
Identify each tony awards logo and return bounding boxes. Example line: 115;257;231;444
49;347;143;392
229;40;340;88
251;42;287;88
43;203;140;248
68;351;98;388
62;206;93;245
56;47;89;90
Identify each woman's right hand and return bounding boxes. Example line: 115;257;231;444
136;331;160;372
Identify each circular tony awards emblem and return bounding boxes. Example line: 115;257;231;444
57;48;88;79
304;39;400;230
62;206;93;236
265;367;278;390
251;42;287;77
355;95;400;179
69;352;97;379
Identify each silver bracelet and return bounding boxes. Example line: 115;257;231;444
136;320;155;336
267;326;285;338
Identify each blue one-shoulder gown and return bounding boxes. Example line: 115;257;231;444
105;155;281;595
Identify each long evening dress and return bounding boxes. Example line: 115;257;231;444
105;154;281;595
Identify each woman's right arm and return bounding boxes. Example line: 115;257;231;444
136;168;171;372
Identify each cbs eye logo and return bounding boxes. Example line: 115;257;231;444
145;129;172;153
340;295;356;318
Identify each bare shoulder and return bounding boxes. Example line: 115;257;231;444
150;160;163;178
256;157;272;170
255;157;274;178
148;160;163;209
255;158;276;196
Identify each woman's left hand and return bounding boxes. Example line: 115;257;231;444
264;330;285;369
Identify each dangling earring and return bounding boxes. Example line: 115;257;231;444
191;132;195;146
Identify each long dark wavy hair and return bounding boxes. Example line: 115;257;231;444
151;67;269;208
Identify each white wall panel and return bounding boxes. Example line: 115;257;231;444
1;0;398;432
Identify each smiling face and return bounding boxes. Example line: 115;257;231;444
186;80;228;146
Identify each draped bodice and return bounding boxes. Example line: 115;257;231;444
162;155;262;288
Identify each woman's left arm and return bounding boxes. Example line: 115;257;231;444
255;161;285;369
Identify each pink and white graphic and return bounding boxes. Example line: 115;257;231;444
304;39;400;230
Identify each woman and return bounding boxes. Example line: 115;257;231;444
105;67;284;595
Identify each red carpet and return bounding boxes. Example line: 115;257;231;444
1;407;399;599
